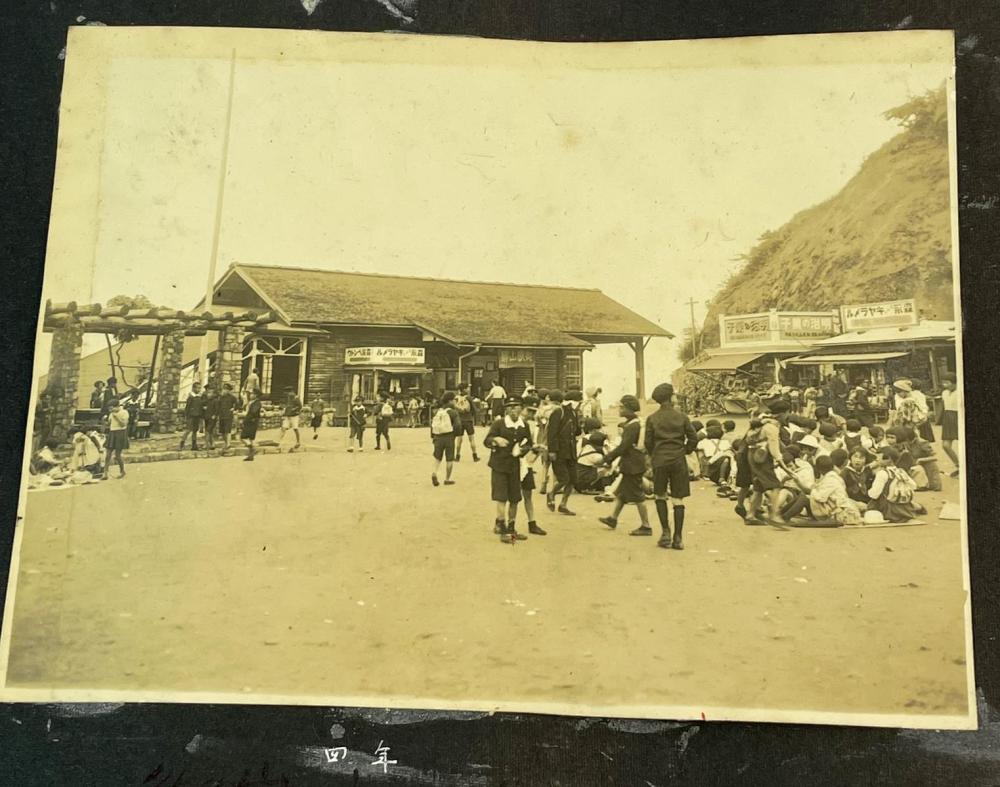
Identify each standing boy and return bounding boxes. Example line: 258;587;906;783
375;393;394;451
179;381;205;451
484;396;533;542
348;396;367;452
203;386;220;449
519;394;547;536
430;391;462;486
546;389;582;515
453;382;481;462
309;394;326;440
279;386;303;452
643;382;698;550
240;388;262;462
217;383;239;451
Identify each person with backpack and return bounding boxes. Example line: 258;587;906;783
430;391;462;487
453;382;481;462
375;392;394;451
866;446;927;522
598;395;656;539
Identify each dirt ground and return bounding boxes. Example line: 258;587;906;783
2;422;970;721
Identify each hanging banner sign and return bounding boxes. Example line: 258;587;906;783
345;347;425;366
498;349;535;368
721;315;770;344
778;314;837;341
840;299;917;331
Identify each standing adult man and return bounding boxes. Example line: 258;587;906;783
546;389;582;515
178;381;205;451
242;368;261;403
453;382;481;462
486;379;507;421
644;382;698;549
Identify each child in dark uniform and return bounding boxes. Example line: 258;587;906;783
484;396;534;543
598;395;653;537
348;396;367;452
240;388;262;462
644;382;698;549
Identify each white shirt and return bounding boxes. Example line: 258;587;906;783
488;385;506;401
697;437;733;463
941;389;959;412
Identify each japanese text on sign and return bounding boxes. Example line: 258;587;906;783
840;299;917;331
345;347;426;366
778;314;836;340
722;316;770;343
498;348;535;368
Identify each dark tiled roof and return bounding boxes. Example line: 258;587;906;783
231;264;672;345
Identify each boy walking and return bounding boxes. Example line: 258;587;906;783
644;382;698;550
430;391;462;486
599;395;653;536
375;393;394;450
453;382;481;462
309;395;326;440
178;381;205;451
546;389;582;515
484;396;534;542
348;396;367;452
279;386;303;452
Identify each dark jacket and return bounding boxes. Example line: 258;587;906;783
842;466;871;503
243;399;261;424
604;418;646;475
184;393;205;418
484;417;532;474
546;404;580;459
218;392;238;418
203;397;220;421
643;405;697;468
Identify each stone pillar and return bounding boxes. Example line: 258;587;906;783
45;321;84;443
216;325;246;393
154;328;186;432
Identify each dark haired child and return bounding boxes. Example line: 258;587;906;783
348;396;367;452
841;448;873;504
598;395;653;538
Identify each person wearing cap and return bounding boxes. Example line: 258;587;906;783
599;395;656;539
453;382;481;463
939;372;960;477
891;379;927;434
546;389;583;515
484;396;535;542
643;382;698;549
866;446;926;522
278;385;303;453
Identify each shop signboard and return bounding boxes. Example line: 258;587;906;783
778;313;837;341
345;346;425;366
721;314;770;344
498;348;535;368
840;299;917;331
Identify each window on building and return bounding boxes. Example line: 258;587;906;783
564;353;582;390
242;336;305;397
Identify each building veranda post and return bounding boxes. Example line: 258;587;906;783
206;264;672;415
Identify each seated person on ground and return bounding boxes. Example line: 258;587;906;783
810;454;865;525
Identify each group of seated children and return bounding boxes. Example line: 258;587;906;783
28;427;108;488
731;407;931;525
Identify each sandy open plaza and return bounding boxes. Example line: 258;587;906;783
5;422;968;721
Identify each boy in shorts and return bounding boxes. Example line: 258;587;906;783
453;382;481;462
430;391;462;486
279;386;303;452
643;382;698;550
484;396;533;542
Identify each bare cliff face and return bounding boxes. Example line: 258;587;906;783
698;87;952;352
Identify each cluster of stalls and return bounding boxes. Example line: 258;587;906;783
683;300;957;418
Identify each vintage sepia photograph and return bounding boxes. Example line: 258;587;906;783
0;26;973;729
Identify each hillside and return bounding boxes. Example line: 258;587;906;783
697;87;953;352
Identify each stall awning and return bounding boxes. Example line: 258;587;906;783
366;366;431;375
687;352;766;372
785;352;909;366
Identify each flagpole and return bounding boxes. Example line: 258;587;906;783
198;48;237;386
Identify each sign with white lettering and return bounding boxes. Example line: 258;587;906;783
840;299;917;331
498;349;535;368
778;314;837;341
345;347;426;366
722;315;770;344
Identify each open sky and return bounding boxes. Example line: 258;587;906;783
38;28;952;399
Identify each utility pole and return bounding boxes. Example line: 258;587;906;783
686;297;698;359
